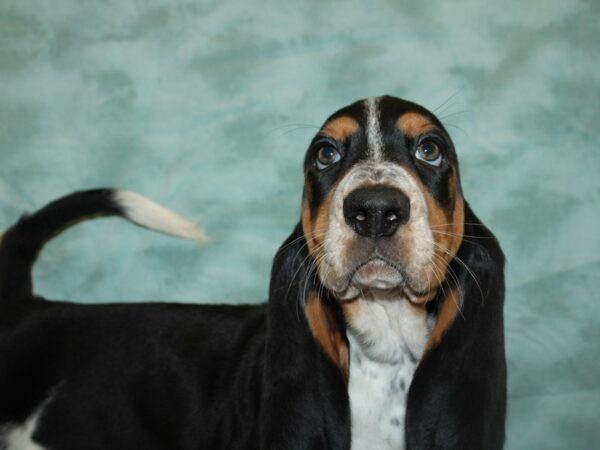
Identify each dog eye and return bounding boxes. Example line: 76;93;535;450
316;146;341;170
416;141;442;167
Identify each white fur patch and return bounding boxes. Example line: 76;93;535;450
365;97;383;160
1;406;48;450
347;295;430;450
114;190;206;242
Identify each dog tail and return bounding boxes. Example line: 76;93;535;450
0;189;206;304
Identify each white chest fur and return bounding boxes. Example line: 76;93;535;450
346;296;431;450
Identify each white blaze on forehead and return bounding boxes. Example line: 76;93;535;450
364;97;383;160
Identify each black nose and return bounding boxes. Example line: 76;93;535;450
343;187;410;238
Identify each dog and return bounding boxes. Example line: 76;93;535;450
0;95;506;450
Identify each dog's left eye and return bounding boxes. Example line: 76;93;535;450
416;141;442;167
316;146;341;170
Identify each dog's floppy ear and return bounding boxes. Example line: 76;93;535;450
305;290;349;380
406;202;506;449
259;223;350;450
265;222;349;379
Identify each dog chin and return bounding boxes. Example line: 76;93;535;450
352;259;403;290
330;259;406;300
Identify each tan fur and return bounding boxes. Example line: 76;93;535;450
410;167;464;298
341;298;360;322
415;168;464;346
306;291;349;381
342;296;427;328
426;289;460;351
396;112;435;137
302;181;339;258
321;116;359;141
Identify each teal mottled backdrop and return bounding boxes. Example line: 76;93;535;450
1;0;599;447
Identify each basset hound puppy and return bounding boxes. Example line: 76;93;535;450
0;95;505;450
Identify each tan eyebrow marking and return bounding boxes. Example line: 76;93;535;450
397;112;435;137
321;116;359;141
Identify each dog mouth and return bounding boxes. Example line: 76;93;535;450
350;256;404;291
326;249;433;301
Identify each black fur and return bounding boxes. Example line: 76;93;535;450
0;192;349;449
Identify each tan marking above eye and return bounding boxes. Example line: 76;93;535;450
397;112;434;137
321;116;359;141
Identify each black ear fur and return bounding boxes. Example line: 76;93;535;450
406;202;506;450
259;223;350;450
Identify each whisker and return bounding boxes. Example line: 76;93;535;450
430;222;489;228
291;240;327;320
279;126;323;138
432;89;463;115
430;231;490;252
429;254;447;299
439;110;469;121
431;252;465;320
441;122;469;137
431;230;494;239
284;239;321;294
427;239;484;305
277;230;328;253
265;123;320;136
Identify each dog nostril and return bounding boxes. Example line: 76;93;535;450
385;212;398;222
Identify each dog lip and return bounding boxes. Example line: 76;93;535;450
352;258;402;290
338;252;431;298
327;249;434;299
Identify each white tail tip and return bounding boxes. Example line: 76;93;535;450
113;190;206;243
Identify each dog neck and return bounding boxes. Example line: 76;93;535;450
342;291;432;364
343;292;432;450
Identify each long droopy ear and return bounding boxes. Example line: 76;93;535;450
406;203;507;450
305;290;349;381
259;223;350;450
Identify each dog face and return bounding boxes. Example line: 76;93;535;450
302;96;464;305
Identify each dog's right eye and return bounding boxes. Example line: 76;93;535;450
316;146;341;170
415;141;443;167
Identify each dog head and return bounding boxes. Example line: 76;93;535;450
302;96;464;305
284;96;469;377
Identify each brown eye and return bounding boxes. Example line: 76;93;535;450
416;141;442;166
316;146;341;170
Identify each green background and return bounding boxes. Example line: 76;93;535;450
1;0;598;447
